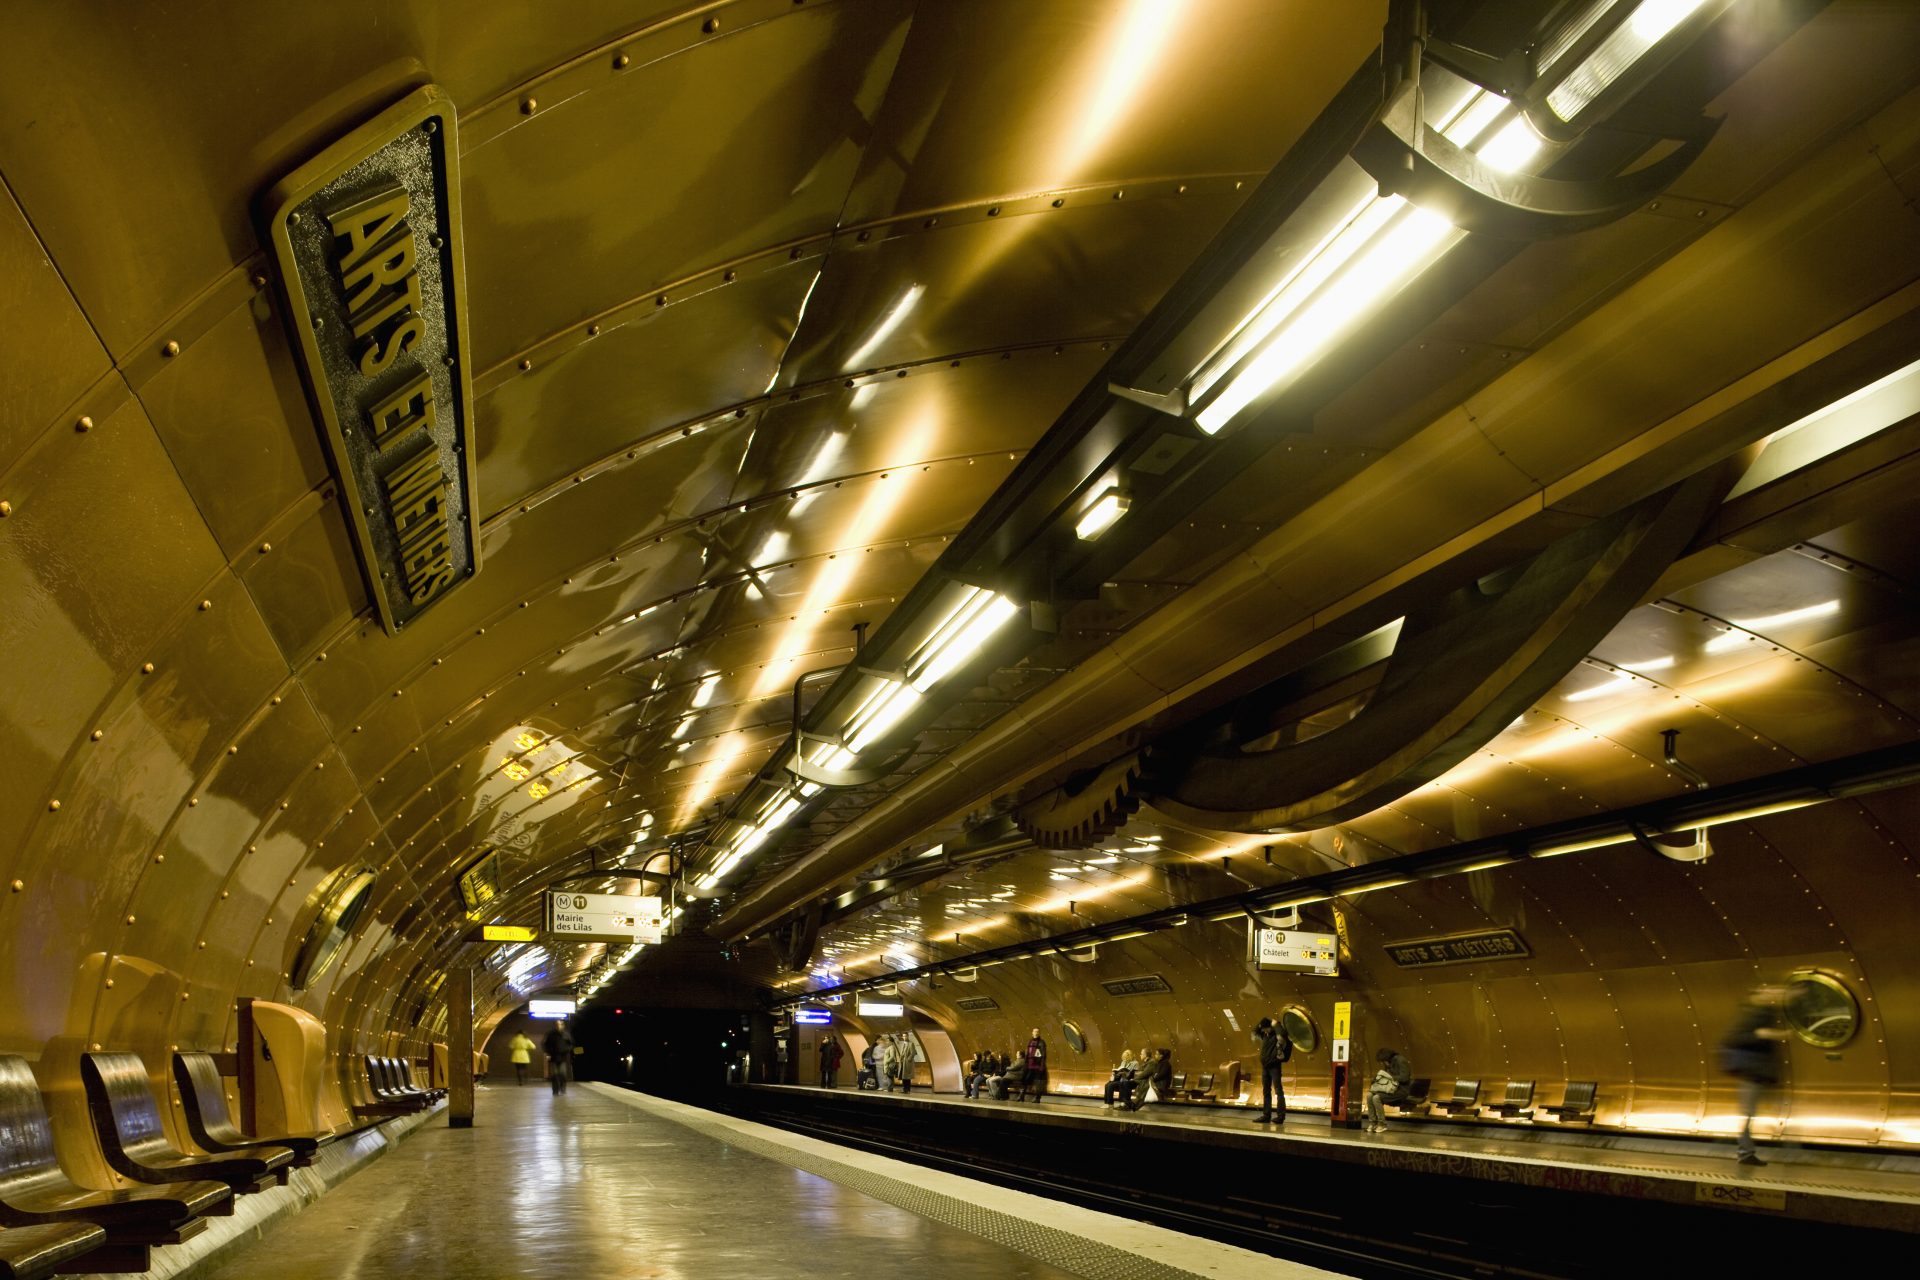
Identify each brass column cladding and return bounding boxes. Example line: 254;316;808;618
447;965;475;1128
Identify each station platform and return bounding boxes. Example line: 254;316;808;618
723;1083;1919;1273
189;1082;1320;1280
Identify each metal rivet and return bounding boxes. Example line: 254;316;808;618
46;800;59;812
105;979;114;989
587;324;601;337
91;729;104;741
75;415;93;433
655;294;667;307
188;797;198;807
258;542;271;554
228;745;238;755
198;599;212;611
142;662;155;674
987;206;1001;217
1051;198;1065;208
125;915;135;925
521;98;537;114
251;273;268;287
9;881;21;893
519;359;533;372
703;17;720;33
154;853;165;863
271;695;282;705
162;340;180;357
0;501;11;517
613;51;630;69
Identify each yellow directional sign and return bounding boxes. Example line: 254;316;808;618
482;925;537;943
1333;1001;1352;1040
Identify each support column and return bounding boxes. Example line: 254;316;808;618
448;965;475;1128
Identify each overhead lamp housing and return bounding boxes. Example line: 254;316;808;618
1074;487;1131;540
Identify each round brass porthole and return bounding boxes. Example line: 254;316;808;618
1783;970;1860;1050
1279;1005;1320;1055
1061;1021;1087;1053
289;868;376;990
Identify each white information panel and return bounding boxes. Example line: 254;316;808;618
1254;928;1339;975
546;891;663;943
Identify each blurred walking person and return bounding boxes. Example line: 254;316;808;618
508;1030;536;1086
1719;983;1792;1165
542;1021;574;1097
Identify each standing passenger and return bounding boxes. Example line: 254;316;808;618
1251;1016;1291;1124
895;1035;916;1093
879;1035;898;1092
1017;1028;1048;1101
508;1030;536;1086
818;1036;842;1088
1719;983;1791;1165
542;1022;574;1097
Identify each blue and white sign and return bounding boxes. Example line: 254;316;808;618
794;1008;832;1025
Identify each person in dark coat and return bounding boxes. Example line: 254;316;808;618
1127;1047;1171;1111
1720;983;1792;1165
1252;1016;1292;1124
542;1022;574;1097
1015;1028;1048;1101
818;1036;843;1088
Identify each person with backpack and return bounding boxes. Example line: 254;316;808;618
1365;1047;1412;1131
1252;1016;1292;1123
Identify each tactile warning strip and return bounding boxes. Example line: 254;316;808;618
641;1099;1218;1280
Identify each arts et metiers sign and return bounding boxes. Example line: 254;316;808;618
259;85;478;633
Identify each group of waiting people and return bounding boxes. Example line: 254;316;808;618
963;1029;1051;1101
857;1033;921;1092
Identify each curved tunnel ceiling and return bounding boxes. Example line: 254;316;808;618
0;0;1917;1102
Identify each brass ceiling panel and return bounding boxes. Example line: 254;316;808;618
139;287;331;559
0;176;108;475
776;199;1241;383
239;500;370;667
0;0;738;355
460;0;912;366
474;279;796;508
835;0;1385;224
739;351;1097;495
0;397;232;856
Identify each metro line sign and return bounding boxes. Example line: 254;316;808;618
258;85;479;633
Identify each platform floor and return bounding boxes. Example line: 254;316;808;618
196;1082;1325;1280
773;1082;1920;1220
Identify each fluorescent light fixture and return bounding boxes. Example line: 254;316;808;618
1344;876;1413;895
1074;487;1130;540
1547;0;1711;121
905;586;1021;691
1476;117;1544;173
1455;855;1520;873
1693;797;1820;827
844;284;924;370
1194;205;1463;434
843;679;922;754
692;673;721;708
1529;831;1636;858
856;1000;905;1017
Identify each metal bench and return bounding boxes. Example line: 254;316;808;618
1388;1077;1431;1116
1540;1081;1598;1124
80;1054;289;1196
1185;1072;1217;1100
394;1058;445;1103
0;1221;108;1279
172;1053;318;1166
370;1058;434;1110
1485;1080;1535;1119
1432;1079;1482;1117
0;1055;230;1272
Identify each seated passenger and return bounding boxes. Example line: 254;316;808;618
964;1051;991;1099
996;1056;1026;1102
858;1044;878;1091
1365;1047;1412;1132
1126;1048;1171;1111
1102;1048;1140;1107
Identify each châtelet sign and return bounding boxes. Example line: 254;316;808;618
257;85;478;633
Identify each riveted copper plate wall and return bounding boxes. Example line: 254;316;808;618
2;0;1919;1166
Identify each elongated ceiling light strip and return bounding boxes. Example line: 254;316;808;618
699;586;1020;889
1188;0;1723;438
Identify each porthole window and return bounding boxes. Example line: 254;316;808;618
289;869;376;990
1784;970;1859;1050
1061;1021;1087;1053
1279;1005;1320;1054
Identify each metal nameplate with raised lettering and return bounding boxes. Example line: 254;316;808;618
954;996;1000;1013
1100;974;1172;997
258;85;478;633
1383;928;1531;968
